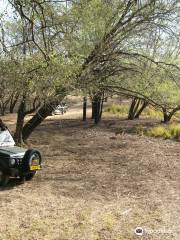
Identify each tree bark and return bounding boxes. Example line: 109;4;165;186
134;101;148;119
14;99;26;144
9;93;19;113
83;97;87;121
91;99;96;119
162;108;172;123
93;93;104;124
128;98;137;120
0;104;6;116
22;97;63;141
94;96;100;124
128;98;147;120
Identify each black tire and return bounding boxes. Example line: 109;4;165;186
0;170;9;186
25;171;36;181
22;149;42;173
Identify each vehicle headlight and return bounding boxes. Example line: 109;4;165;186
9;158;16;167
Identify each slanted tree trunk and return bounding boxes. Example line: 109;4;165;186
128;97;148;120
128;98;140;120
14;96;41;144
134;100;148;119
22;97;65;141
162;106;180;123
162;105;180;123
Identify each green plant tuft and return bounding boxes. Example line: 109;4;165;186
147;124;180;141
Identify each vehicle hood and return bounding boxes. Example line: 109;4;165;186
0;146;27;158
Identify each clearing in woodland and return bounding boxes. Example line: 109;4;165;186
0;102;179;240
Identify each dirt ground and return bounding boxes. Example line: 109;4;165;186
0;103;179;240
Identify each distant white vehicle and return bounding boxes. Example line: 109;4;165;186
52;103;68;115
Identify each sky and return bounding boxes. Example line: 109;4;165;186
0;0;13;17
0;0;8;13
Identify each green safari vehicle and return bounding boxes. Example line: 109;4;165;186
0;127;42;186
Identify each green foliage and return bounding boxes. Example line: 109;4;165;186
147;124;180;141
67;0;113;59
147;126;171;139
168;124;180;141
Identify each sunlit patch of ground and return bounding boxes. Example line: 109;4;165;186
0;104;179;240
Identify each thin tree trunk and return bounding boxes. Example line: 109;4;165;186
9;93;19;113
162;108;172;123
94;96;99;124
133;99;141;115
14;99;26;144
99;98;104;119
134;101;148;119
94;94;103;124
128;98;137;120
0;104;6;116
83;97;87;121
92;100;95;119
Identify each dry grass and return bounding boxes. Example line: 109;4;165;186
0;106;180;240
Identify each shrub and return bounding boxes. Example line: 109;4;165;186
168;124;180;141
147;126;170;139
147;124;180;141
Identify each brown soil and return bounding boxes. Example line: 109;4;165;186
0;106;179;240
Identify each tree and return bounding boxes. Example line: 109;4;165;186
0;0;179;144
0;0;80;143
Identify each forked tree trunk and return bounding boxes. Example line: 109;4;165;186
134;100;148;119
128;98;148;120
14;95;62;144
162;106;180;123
